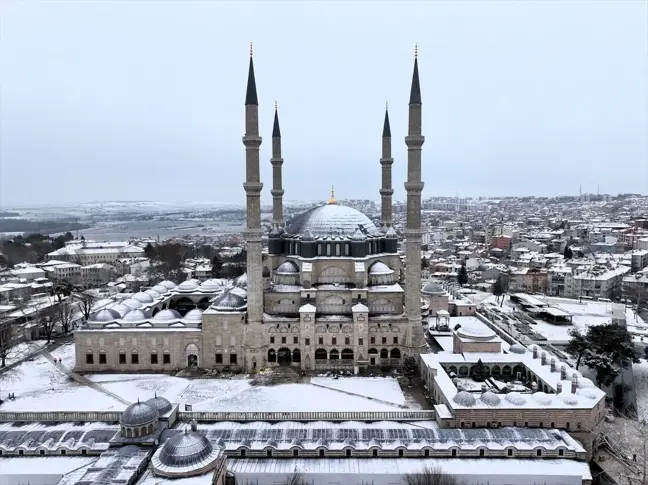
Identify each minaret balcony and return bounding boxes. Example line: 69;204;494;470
404;135;425;148
404;182;425;193
379;188;394;196
242;135;262;147
243;182;263;194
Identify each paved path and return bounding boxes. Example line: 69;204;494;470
41;349;131;406
309;381;407;409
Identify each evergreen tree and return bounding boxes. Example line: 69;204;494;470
144;242;156;260
211;254;223;278
403;356;419;387
458;262;468;286
565;327;588;370
563;245;573;260
492;275;504;305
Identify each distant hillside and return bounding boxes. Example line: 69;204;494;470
0;218;91;234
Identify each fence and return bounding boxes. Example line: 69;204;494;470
178;410;435;422
0;411;121;422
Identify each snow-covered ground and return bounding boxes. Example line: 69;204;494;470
4;340;48;366
633;359;648;420
310;377;405;406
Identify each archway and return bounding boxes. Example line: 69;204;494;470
268;349;276;363
329;349;339;360
175;297;195;316
380;348;389;359
341;349;354;361
368;348;378;366
390;348;401;359
197;297;211;310
315;349;327;360
186;343;200;368
277;348;292;366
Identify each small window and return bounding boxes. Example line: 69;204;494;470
539;422;543;428
131;352;139;364
240;449;246;457
358;338;363;346
536;449;542;457
119;353;126;364
513;421;517;427
270;336;275;344
281;336;286;344
99;352;106;364
293;449;299;457
424;449;430;457
266;449;272;457
319;449;325;457
215;353;223;364
150;352;158;364
373;449;378;457
393;336;398;344
551;422;555;428
305;338;310;346
61;450;66;456
293;336;298;344
345;337;350;345
398;449;404;457
472;422;476;428
81;449;87;455
40;449;45;455
507;449;513;457
86;352;94;364
318;337;323;345
163;353;171;364
451;449;457;457
382;336;387;344
370;336;375;344
345;449;351;458
18;450;24;456
566;422;570;429
332;337;337;345
230;354;238;364
558;449;564;457
524;422;529;427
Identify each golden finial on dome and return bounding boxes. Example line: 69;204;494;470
414;43;418;59
274;100;278;110
328;185;336;205
385;100;388;110
249;42;253;57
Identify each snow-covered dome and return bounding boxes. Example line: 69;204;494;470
122;298;144;310
144;289;162;299
133;292;154;304
234;273;247;288
153;284;170;295
199;279;228;292
91;298;114;312
532;392;553;406
286;203;380;237
576;389;599;400
422;282;445;296
211;288;247;312
275;261;299;274
89;308;120;323
158;429;214;468
369;262;393;275
146;395;173;414
455;323;496;341
504;392;527;406
159;280;177;290
509;343;527;354
121;401;159;427
182;309;203;325
453;391;476;407
107;303;131;318
479;391;501;407
577;377;596;389
120;309;148;325
177;280;200;292
152;309;182;323
557;393;580;406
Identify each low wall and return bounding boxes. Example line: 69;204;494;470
0;411;121;422
178;410;436;422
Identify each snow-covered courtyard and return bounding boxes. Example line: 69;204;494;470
1;342;410;413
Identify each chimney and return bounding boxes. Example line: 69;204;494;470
560;365;567;380
571;377;578;394
550;358;556;372
532;346;539;359
541;352;547;365
531;382;538;392
557;382;563;393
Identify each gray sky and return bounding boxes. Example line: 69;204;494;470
1;1;646;207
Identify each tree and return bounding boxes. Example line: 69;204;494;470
403;466;463;485
403;356;419;387
52;299;76;335
421;256;429;270
144;242;157;260
0;320;22;368
599;414;648;485
565;327;588;370
457;262;468;286
470;358;489;382
283;470;306;485
77;292;96;321
211;254;223;278
492;275;504;305
564;245;573;260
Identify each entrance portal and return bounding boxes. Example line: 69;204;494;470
187;354;198;367
277;348;292;366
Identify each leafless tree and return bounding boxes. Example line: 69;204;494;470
77;291;96;321
403;466;464;485
598;414;648;485
284;470;306;485
0;320;23;368
52;299;76;335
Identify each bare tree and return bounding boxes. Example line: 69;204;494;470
403;466;464;485
52;299;76;335
284;470;306;485
77;291;96;321
598;414;648;485
41;299;61;344
0;320;23;368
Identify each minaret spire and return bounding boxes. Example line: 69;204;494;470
404;45;426;355
328;185;336;205
380;102;394;227
271;101;284;228
242;44;264;329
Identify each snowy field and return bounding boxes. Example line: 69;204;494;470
1;342;407;413
4;340;48;366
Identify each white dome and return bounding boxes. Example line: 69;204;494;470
152;309;182;323
509;343;527;354
182;309;203;324
133;292;154;304
153;284;170;295
452;391;476;407
504;392;527;406
455;323;496;340
234;273;247;287
286;203;380;237
108;303;131;318
145;289;162;299
199;279;228;292
276;261;299;274
120;309;148;324
576;389;599;400
89;308;120;323
159;280;177;290
532;392;553;406
122;298;144;310
90;298;114;312
369;262;393;275
558;393;580;405
121;401;159;427
422;282;445;296
577;377;596;389
479;391;501;407
177;280;200;292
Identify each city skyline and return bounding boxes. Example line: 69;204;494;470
1;1;646;206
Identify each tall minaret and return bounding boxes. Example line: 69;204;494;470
242;43;264;325
380;102;394;228
271;102;284;228
404;45;426;354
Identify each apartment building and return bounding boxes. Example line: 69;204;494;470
565;265;631;300
47;240;144;264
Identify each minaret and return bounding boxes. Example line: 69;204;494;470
242;43;264;326
380;102;394;227
404;45;426;354
271;101;284;228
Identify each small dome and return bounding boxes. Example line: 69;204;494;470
480;391;501;407
152;309;182;323
178;280;200;292
122;298;144;310
532;392;553;406
504;392;527;406
91;298;114;312
558;393;580;406
145;289;162;299
455;323;496;340
121;401;159;427
108;303;131;318
576;389;599;400
89;308;120;323
369;262;393;275
234;273;247;287
182;309;203;324
146;395;173;414
509;344;527;354
577;377;596;389
159;430;214;468
133;292;154;304
153;284;170;295
159;280;177;290
453;391;476;407
211;288;247;312
422;282;445;296
200;279;228;292
276;261;299;274
120;309;148;325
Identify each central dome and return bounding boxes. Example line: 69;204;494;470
287;204;380;238
159;430;214;467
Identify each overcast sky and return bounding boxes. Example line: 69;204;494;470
1;1;646;207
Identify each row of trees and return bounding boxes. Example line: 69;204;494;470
0;232;76;267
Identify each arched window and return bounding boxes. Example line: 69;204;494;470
163;349;171;365
326;244;331;256
341;349;354;361
329;349;339;360
315;349;327;360
150;349;158;365
335;244;341;256
317;244;322;256
459;365;469;376
268;349;277;362
119;349;126;364
380;348;389;359
85;350;94;365
131;349;139;364
390;348;401;359
99;349;106;364
293;349;301;363
344;244;350;256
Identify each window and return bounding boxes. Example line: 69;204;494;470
539;422;543;428
345;337;350;345
86;351;94;364
332;337;336;345
479;449;485;457
163;352;171;364
281;336;286;344
507;449;513;457
393;336;398;345
270;336;275;344
18;450;24;456
240;449;246;457
215;353;223;364
382;336;387;344
358;338;363;346
61;450;66;455
318;337;323;345
398;449;404;457
536;449;542;457
305;338;310;346
293;336;298;344
566;422;570;429
131;351;139;364
472;422;476;428
524;422;528;427
370;336;375;344
319;449;325;457
424;449;429;457
558;449;564;457
230;353;237;364
513;422;517;427
150;351;158;364
266;449;272;457
82;449;87;455
119;352;126;364
551;422;555;428
293;449;299;457
99;351;106;364
373;449;378;457
451;449;457;457
345;449;351;458
460;422;465;428
40;449;45;455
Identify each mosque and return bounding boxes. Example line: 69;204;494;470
74;46;428;374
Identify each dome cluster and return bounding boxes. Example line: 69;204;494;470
88;307;204;328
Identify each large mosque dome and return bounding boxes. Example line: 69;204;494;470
286;204;380;238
